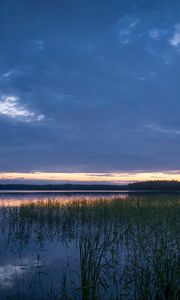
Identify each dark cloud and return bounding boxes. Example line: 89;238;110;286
0;0;180;173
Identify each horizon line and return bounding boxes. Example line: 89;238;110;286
0;171;180;184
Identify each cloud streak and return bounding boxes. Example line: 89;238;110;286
149;29;167;40
147;124;180;136
0;96;44;122
169;24;180;47
117;16;139;44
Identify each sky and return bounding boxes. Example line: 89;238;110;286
0;0;180;183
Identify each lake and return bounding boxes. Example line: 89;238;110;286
0;191;179;300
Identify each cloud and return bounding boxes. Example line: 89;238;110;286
169;24;180;47
117;16;139;44
31;39;46;51
147;124;180;135
0;96;44;122
2;69;21;79
149;29;167;40
3;70;15;78
36;39;45;50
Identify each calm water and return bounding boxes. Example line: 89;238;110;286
0;192;179;300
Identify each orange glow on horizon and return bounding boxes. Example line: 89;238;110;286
0;171;180;183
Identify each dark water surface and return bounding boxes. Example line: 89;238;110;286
0;192;179;300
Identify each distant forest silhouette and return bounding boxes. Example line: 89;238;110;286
0;181;180;191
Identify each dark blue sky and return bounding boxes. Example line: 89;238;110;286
0;0;180;173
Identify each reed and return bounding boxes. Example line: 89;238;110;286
0;194;179;299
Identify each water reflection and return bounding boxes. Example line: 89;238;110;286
0;193;179;300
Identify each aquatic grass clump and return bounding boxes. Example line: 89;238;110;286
0;194;180;299
125;222;180;299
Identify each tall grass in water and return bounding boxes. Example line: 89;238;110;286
61;227;180;300
0;195;180;299
79;231;119;300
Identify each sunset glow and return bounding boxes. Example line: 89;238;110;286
0;171;180;184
